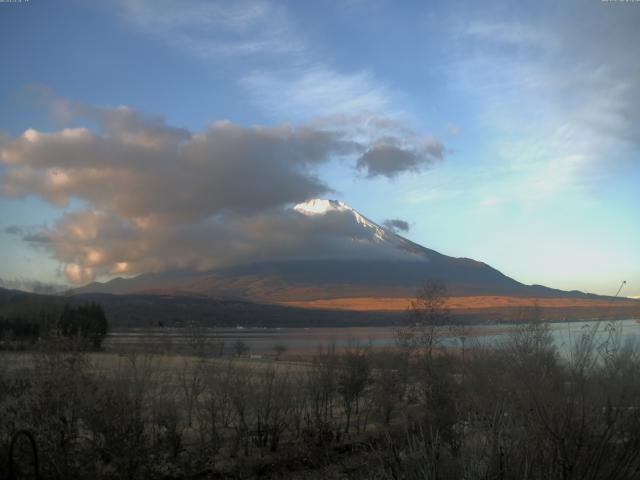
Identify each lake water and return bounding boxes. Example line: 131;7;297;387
105;318;640;356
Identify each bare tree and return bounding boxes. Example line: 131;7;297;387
179;357;205;427
233;339;249;357
337;345;371;434
272;343;287;360
307;345;339;441
402;280;450;361
450;322;473;386
371;351;408;426
186;324;209;356
197;361;237;454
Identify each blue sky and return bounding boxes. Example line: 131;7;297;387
0;0;638;297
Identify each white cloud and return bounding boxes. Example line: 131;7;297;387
452;1;640;201
242;65;393;120
111;0;401;124
478;198;500;208
463;20;556;48
115;0;304;57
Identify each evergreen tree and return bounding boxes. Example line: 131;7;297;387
58;302;109;349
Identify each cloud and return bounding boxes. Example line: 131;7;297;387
4;225;23;235
383;218;409;233
453;1;640;197
242;66;392;120
1;97;439;283
14;206;415;284
0;277;67;294
463;20;556;48
478;198;500;208
110;0;403;129
446;124;460;137
114;0;303;57
1;100;365;224
356;138;444;178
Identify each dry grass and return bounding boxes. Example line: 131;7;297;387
281;294;640;313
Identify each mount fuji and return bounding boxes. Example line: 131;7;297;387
76;199;603;306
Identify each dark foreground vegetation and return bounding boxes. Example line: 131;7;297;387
3;308;640;479
0;302;108;351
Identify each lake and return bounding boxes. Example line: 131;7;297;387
104;318;640;356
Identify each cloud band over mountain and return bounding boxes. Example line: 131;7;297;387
1;96;442;283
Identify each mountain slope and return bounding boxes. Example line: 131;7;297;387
76;199;610;303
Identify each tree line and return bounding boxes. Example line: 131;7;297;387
0;302;108;350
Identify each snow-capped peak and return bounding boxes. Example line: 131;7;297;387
294;199;390;244
293;199;350;216
292;199;427;258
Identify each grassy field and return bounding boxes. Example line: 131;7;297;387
4;318;640;479
282;295;640;321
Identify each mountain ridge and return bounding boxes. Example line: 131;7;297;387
75;199;618;304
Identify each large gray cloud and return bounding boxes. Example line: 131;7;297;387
356;138;444;178
1;101;360;225
8;207;415;284
1;98;439;283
